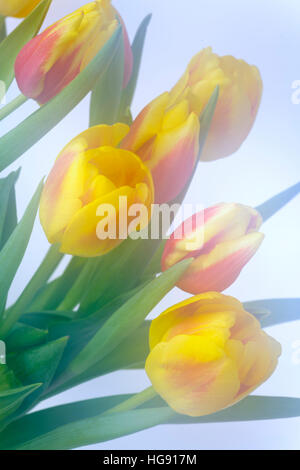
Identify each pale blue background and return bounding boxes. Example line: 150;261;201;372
2;0;300;450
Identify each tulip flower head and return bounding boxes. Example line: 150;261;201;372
162;203;264;294
169;47;263;161
146;292;281;417
15;0;133;104
122;92;200;204
0;0;41;18
40;123;154;257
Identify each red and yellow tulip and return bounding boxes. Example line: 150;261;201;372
15;0;133;104
146;292;281;417
122;92;200;204
40;123;154;257
0;0;41;18
162;203;264;294
169;47;263;161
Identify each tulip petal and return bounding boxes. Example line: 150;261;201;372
178;232;264;294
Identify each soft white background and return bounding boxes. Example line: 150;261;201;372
2;0;300;450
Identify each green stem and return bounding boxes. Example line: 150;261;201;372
0;15;6;42
0;244;63;337
0;95;28;122
104;386;157;415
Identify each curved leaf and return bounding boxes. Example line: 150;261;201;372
0;180;43;328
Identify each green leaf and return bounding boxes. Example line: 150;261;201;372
89;28;124;126
256;181;300;222
2;394;299;450
67;259;192;378
0;169;20;249
0;26;122;172
0;0;51;101
0;393;132;448
0;180;43;328
5;244;63;327
118;14;152;121
8;336;68;411
0;383;42;423
6;407;174;450
5;322;48;352
244;298;300;328
28;257;86;312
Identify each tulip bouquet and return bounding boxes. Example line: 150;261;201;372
0;0;299;451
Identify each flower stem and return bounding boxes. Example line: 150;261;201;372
0;244;63;337
0;94;28;122
104;386;157;415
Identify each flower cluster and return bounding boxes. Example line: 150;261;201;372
0;1;288;445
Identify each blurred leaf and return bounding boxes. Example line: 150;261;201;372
244;298;300;328
256;181;300;222
67;259;192;378
0;383;41;423
89;28;124;126
0;181;43;326
0;169;20;249
118;14;152;121
4;406;173;450
5;323;48;352
8;336;68;412
0;0;51;100
0;26;122;172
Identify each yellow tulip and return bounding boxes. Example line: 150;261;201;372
40;123;154;257
122;92;200;203
15;0;133;103
169;47;263;161
146;292;281;417
162;203;264;294
0;0;41;18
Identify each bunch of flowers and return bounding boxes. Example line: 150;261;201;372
0;0;298;450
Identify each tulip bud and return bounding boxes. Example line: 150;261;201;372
169;47;263;161
162;203;264;294
0;0;41;18
145;292;281;417
122;92;200;204
40;123;154;257
15;0;133;104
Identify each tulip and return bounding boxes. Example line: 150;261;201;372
0;0;41;18
122;92;200;204
15;0;133;104
162;203;264;294
145;292;281;417
40;123;154;257
169;47;263;161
